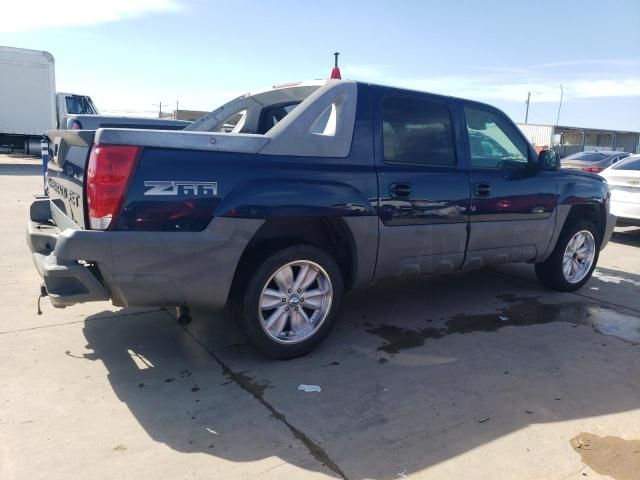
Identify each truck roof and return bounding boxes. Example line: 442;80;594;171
0;45;54;64
188;78;502;136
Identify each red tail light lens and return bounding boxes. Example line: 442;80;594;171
86;144;141;230
581;166;603;173
71;120;82;130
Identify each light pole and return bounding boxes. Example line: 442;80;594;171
556;84;563;125
153;101;167;118
524;91;541;123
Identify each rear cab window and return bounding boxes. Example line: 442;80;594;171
258;103;300;134
65;95;97;115
382;95;456;167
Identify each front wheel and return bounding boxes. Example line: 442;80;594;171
535;220;600;292
236;245;343;359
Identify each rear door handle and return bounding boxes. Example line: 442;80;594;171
473;182;492;197
389;182;412;198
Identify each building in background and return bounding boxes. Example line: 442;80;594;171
162;109;209;121
517;123;640;157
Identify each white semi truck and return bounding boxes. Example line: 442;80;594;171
0;46;189;154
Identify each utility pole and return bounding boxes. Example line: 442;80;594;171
176;100;179;119
524;91;531;123
153;101;165;118
556;84;563;125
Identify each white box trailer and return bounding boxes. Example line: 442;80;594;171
0;46;56;153
517;123;554;150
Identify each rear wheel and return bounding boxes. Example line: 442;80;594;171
236;245;343;359
535;220;600;292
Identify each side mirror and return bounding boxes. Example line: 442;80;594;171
537;149;560;171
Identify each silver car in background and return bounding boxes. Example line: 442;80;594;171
561;150;630;174
601;154;640;226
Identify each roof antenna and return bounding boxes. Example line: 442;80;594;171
330;52;342;79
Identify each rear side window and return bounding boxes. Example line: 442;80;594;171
382;96;456;166
464;106;529;169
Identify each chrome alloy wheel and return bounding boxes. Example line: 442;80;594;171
562;230;596;284
258;260;333;344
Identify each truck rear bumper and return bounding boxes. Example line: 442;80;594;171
601;212;616;250
27;198;263;309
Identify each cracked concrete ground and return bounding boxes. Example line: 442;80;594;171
1;155;639;480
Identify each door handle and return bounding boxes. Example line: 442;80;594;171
389;182;412;198
473;182;492;197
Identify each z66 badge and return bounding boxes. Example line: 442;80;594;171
143;181;217;196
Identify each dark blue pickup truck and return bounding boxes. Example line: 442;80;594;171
27;80;616;358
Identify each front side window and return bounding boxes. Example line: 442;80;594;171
382;96;456;166
465;106;529;169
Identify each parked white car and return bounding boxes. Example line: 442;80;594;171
601;154;640;226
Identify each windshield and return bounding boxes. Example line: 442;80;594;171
65;95;97;115
563;152;609;162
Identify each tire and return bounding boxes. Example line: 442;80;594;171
235;245;343;359
535;220;600;292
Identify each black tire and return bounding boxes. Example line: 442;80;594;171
234;245;343;359
535;220;600;292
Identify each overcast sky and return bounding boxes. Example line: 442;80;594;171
1;0;639;130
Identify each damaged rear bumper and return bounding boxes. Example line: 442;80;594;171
26;198;262;309
27;200;109;307
601;212;616;250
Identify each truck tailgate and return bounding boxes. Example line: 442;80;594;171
46;130;95;229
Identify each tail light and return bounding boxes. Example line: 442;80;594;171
70;119;82;130
86;144;141;230
581;166;604;173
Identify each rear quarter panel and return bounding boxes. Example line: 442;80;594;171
116;148;378;231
